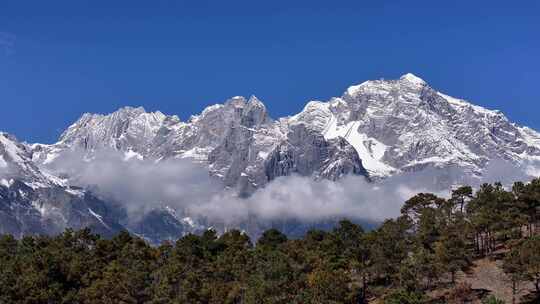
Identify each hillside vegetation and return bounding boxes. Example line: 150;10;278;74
1;179;540;303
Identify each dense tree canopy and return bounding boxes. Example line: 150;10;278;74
1;178;540;303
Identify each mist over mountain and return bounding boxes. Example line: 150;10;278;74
2;73;539;242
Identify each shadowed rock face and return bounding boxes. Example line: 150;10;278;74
2;73;540;242
264;124;368;182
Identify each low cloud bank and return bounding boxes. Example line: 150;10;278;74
190;173;448;225
46;150;222;219
46;150;540;226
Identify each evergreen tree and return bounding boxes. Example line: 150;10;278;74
450;185;473;214
434;225;470;284
257;228;288;250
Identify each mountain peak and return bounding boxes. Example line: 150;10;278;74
248;95;262;104
225;96;248;108
0;132;24;161
247;95;267;110
399;73;426;86
116;106;147;115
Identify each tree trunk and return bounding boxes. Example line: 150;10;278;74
480;233;488;256
479;234;483;255
361;274;367;304
490;231;494;253
475;233;480;254
512;280;516;304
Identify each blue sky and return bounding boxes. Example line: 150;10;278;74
1;1;539;143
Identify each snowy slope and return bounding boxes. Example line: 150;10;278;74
0;132;63;188
291;73;540;180
0;132;130;237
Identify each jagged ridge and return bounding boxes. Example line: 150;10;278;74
32;73;540;183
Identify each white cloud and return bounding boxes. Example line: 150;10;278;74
46;150;539;227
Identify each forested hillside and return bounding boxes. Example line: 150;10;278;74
1;179;540;304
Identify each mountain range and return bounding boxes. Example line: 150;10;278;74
2;73;539;242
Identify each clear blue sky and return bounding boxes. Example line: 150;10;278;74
1;1;539;143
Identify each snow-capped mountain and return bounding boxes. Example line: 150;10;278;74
3;73;540;241
33;73;540;186
1;132;202;242
33;95;369;194
0;132;62;188
0;132;124;237
292;73;540;180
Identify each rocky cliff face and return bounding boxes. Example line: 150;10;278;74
265;124;368;182
32;95;370;194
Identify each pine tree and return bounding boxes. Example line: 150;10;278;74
434;225;470;284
